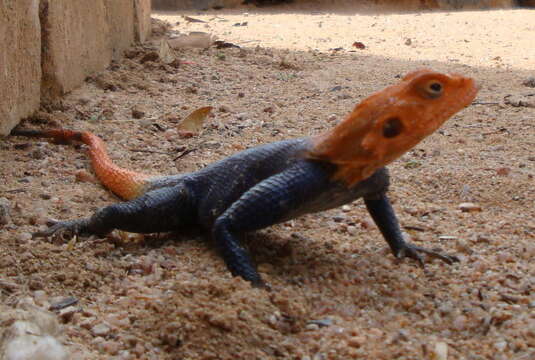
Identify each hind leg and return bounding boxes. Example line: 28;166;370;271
34;186;196;240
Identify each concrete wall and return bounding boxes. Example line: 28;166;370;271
153;0;518;10
153;0;240;10
0;0;152;136
0;0;41;136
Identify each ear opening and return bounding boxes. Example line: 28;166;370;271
382;117;404;138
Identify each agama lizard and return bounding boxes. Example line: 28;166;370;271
11;69;478;287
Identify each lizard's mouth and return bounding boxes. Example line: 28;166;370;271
453;75;479;107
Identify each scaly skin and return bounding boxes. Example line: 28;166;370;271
11;69;478;287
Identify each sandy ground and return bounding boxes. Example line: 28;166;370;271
1;3;534;360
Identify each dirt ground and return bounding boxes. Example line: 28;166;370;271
1;3;534;359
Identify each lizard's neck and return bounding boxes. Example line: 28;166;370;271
307;105;382;187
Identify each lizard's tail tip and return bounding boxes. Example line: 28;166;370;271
10;128;44;137
10;127;83;143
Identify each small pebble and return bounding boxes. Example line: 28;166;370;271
496;167;510;176
494;340;507;352
33;290;48;303
522;76;535;88
458;202;482;212
332;215;346;223
31;148;47;160
434;342;448;360
305;323;319;331
99;340;120;355
236;113;248;120
452;315;467;330
347;336;365;348
80;318;96;330
263;106;275;114
308;318;333;328
203;141;221;149
91;323;111;337
455;239;472;254
50;296;79;311
78;96;91;105
346;225;357;236
131;105;147;119
58;306;78;323
29;278;44;291
0;197;11;225
218;105;231;113
16;232;32;243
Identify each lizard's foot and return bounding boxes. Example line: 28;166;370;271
33;219;90;242
395;243;460;267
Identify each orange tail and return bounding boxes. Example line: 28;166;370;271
11;128;150;200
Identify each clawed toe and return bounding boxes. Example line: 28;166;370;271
32;219;87;242
398;243;460;266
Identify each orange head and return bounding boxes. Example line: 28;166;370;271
308;69;478;186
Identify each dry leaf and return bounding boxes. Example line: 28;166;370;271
458;202;482;212
352;41;366;49
168;32;214;49
66;236;77;251
177;106;212;135
159;39;175;64
75;170;98;183
183;16;206;23
496;167;511;176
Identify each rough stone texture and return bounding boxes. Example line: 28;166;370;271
0;0;41;136
153;0;515;9
374;0;515;9
40;0;113;101
153;0;242;10
1;0;152;134
105;0;136;60
134;0;152;43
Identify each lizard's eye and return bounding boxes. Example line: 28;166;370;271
423;81;443;99
383;117;404;138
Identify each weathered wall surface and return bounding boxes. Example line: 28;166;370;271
0;0;41;136
41;0;152;101
0;0;152;136
135;0;153;43
374;0;515;9
153;0;241;10
106;0;136;60
40;0;113;101
153;0;523;10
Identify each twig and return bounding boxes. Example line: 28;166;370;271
403;225;426;232
472;101;500;105
1;188;26;194
173;149;196;161
130;149;175;155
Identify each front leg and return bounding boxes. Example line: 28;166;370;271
213;162;332;287
364;194;459;265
